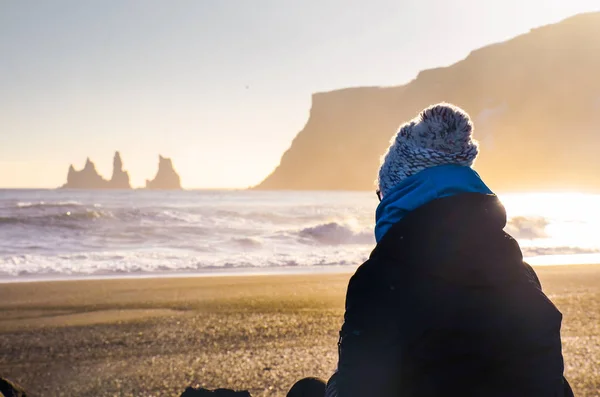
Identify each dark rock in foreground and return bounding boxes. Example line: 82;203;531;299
0;376;27;397
180;387;251;396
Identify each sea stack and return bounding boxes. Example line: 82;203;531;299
109;151;131;189
62;151;132;189
145;155;182;190
62;157;109;189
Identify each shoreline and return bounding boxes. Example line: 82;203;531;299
0;265;360;284
1;261;598;284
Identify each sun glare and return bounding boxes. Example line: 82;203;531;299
500;192;595;219
500;192;600;264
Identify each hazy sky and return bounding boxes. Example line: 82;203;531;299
1;0;599;189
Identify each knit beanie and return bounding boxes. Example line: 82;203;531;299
377;103;480;198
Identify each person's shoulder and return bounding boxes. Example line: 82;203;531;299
347;255;386;289
521;261;543;289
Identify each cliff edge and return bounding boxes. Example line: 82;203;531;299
256;13;600;192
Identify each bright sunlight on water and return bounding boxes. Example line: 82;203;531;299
501;192;600;265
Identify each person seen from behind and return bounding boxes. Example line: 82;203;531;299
321;103;574;397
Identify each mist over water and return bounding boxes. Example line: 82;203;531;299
0;190;598;280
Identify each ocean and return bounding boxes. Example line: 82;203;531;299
1;189;599;282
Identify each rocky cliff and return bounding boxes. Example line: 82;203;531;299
145;155;182;190
256;13;600;192
62;151;131;189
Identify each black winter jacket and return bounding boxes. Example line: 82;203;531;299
329;193;572;397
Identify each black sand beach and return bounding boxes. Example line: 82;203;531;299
1;266;599;396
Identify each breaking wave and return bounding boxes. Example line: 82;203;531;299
505;216;549;239
0;210;110;227
521;246;600;257
16;201;85;209
298;222;374;245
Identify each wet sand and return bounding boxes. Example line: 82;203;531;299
0;266;599;396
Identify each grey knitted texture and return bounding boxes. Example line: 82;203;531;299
377;103;480;197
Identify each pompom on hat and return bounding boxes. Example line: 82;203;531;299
377;103;480;198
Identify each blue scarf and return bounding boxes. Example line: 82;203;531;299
375;165;493;242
